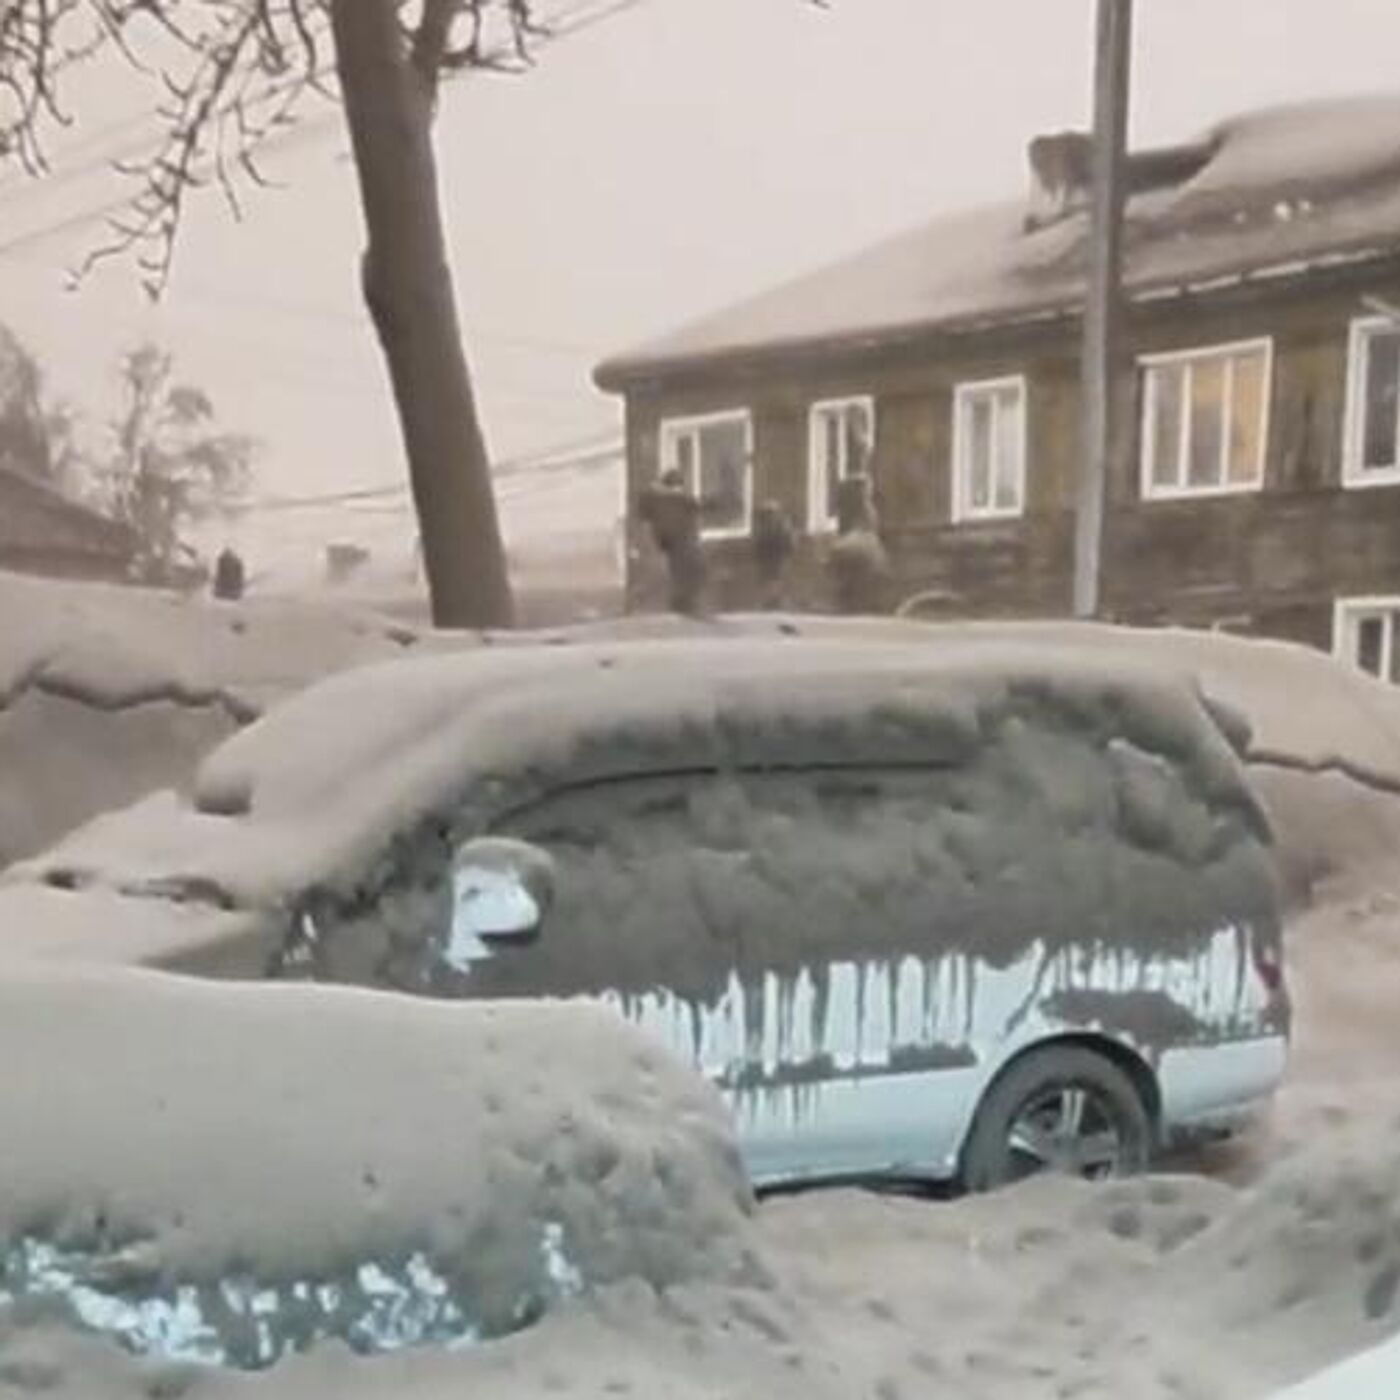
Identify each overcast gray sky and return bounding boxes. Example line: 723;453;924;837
4;0;1400;515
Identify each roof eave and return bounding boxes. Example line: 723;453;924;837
592;304;1076;394
594;240;1400;394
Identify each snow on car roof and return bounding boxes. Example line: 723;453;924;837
4;631;1263;922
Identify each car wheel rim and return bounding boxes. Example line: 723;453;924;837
1004;1083;1125;1182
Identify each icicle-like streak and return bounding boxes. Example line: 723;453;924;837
602;922;1267;1130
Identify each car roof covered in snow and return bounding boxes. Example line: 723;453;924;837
1;630;1266;929
596;95;1400;386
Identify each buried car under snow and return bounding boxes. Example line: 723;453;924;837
1;632;1290;1190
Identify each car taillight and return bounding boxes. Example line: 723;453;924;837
1251;937;1285;995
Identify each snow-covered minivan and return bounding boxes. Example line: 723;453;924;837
4;630;1290;1190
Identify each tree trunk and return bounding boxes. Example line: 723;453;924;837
328;0;514;629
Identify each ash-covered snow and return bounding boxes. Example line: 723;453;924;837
0;569;477;871
0;964;752;1369
1165;95;1400;228
597;95;1400;383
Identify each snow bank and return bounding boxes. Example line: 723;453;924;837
1156;1113;1400;1392
0;569;449;716
886;619;1400;897
0;963;752;1370
0;570;474;870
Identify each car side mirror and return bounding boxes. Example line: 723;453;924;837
445;837;555;970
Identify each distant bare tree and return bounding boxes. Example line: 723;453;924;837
101;342;255;584
0;0;562;628
0;322;81;486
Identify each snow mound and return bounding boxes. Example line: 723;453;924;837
0;570;476;871
0;963;752;1370
1162;1115;1400;1387
0;569;452;715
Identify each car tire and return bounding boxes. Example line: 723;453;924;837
960;1044;1153;1193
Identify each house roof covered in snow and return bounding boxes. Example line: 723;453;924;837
0;461;137;569
594;95;1400;388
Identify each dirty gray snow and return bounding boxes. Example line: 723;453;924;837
0;964;753;1371
0;570;462;870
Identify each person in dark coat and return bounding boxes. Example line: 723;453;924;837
827;474;889;615
751;500;795;610
638;469;707;616
212;545;246;602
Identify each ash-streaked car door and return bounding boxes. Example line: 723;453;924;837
659;763;989;1185
485;762;985;1185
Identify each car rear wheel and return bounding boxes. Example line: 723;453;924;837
960;1045;1152;1193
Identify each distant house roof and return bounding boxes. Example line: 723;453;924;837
0;462;137;579
595;95;1400;389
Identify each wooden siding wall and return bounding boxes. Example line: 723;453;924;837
0;474;135;584
622;268;1400;653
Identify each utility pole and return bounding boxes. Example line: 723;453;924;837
1073;0;1133;619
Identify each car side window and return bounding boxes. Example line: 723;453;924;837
484;771;761;1003
483;766;967;1004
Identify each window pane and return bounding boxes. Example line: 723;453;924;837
1363;330;1400;472
1149;364;1184;490
1228;350;1267;484
822;411;842;520
966;396;993;510
993;386;1022;510
671;431;696;486
1188;358;1225;488
696;418;749;532
1357;615;1385;677
845;403;872;475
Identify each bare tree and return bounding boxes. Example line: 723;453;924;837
101;341;256;584
0;0;557;628
0;321;81;486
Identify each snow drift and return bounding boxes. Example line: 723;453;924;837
0;963;752;1370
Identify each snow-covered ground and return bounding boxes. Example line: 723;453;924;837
2;573;1400;1398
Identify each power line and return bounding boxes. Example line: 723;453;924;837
0;251;608;411
0;0;658;257
163;278;604;358
232;427;622;513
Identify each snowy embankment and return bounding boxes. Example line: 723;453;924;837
0;570;470;869
0;965;752;1374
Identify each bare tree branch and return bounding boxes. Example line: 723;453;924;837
411;0;459;92
0;0;562;296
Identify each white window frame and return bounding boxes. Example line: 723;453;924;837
951;375;1028;523
1333;595;1400;681
1342;315;1400;489
807;395;876;534
658;408;754;540
1139;337;1274;501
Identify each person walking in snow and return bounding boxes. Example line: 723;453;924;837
638;469;707;616
827;474;888;615
752;499;795;610
212;545;246;602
